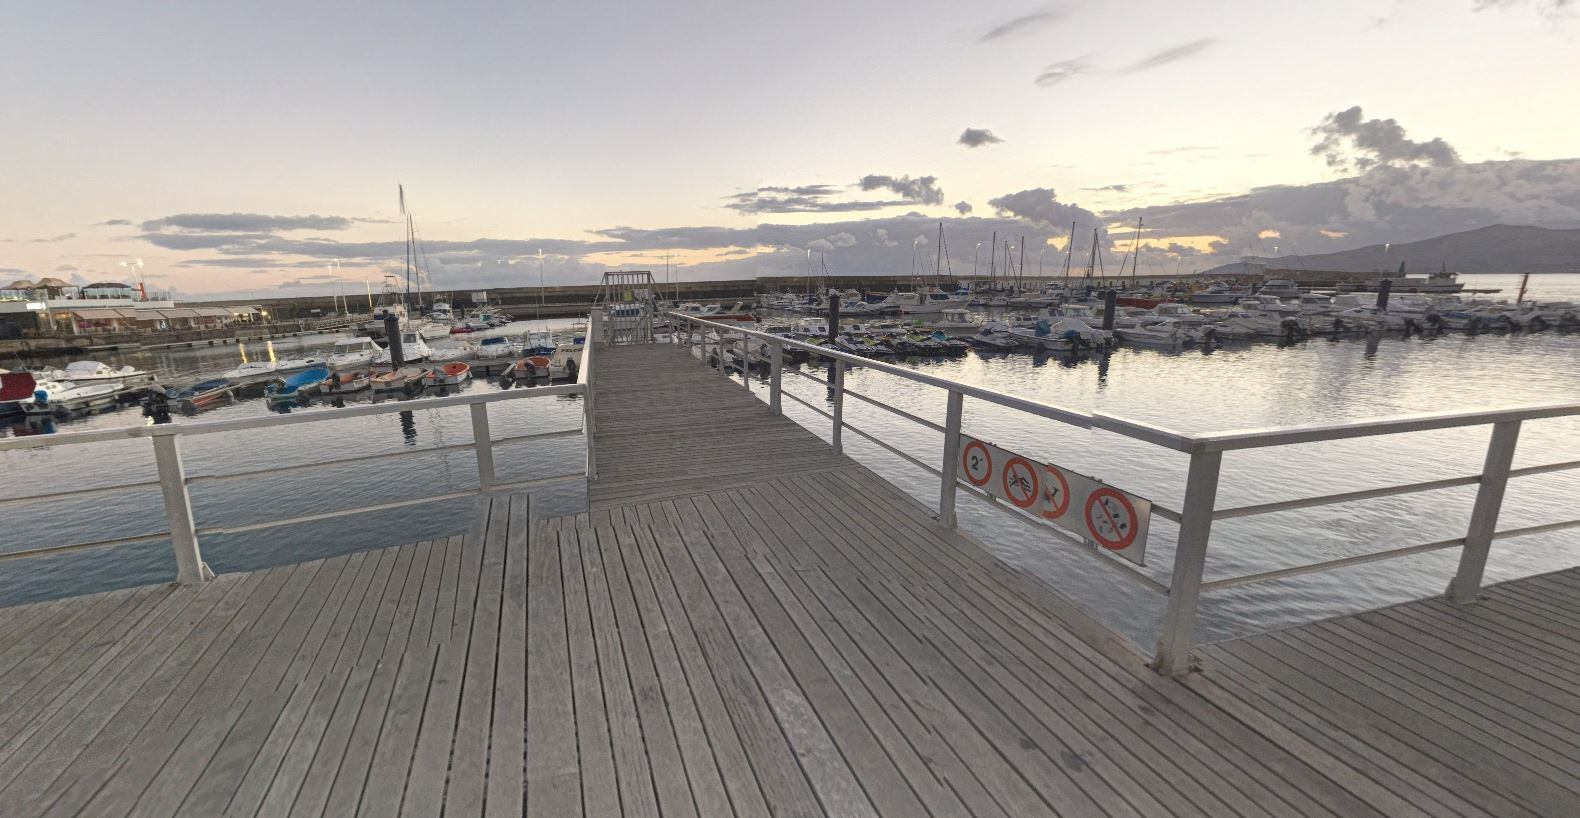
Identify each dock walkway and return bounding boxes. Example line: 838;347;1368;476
0;340;1575;815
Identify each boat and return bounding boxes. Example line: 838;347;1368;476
424;361;471;387
426;343;474;361
0;371;41;414
371;366;429;393
1190;282;1250;305
521;330;557;356
372;328;434;363
417;321;452;340
220;360;278;380
34;361;156;386
676;302;757;322
264;366;330;403
1338;271;1464;294
272;356;329;372
1257;278;1304;298
1235;294;1303;316
473;336;518;359
872;288;968;315
1116;320;1198;348
328;337;380;369
922;308;980;334
322;370;371;392
21;378;126;417
1010;317;1113;351
965;322;1019;350
166;378;235;412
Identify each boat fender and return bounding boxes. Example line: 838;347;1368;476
1061;329;1082;343
33;389;48;406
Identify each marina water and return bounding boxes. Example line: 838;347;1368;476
5;274;1579;647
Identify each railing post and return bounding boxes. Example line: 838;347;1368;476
1153;447;1222;675
831;360;844;453
938;390;964;527
740;333;751;388
588;308;605;346
769;340;783;416
151;433;212;585
1447;420;1521;604
470;402;495;492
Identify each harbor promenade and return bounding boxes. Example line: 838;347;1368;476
0;340;1576;814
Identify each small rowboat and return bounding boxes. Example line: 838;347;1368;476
498;355;552;387
264;366;329;403
424;361;471;387
371;366;428;393
323;371;371;392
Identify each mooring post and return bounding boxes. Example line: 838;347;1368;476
1448;420;1521;604
470;402;495;492
769;340;783;415
938;390;964;527
1153;447;1222;675
384;314;404;368
151;433;212;585
831;360;844;453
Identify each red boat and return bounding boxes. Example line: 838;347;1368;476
1116;296;1168;309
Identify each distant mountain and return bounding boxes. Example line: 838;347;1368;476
1205;225;1580;276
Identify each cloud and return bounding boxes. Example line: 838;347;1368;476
825;231;857;248
954;201;973;215
1473;0;1576;18
31;232;76;243
979;7;1066;42
1085;184;1131;193
987;188;1097;229
857;174;945;205
93;218;132;227
140;213;355;233
1147;145;1218;155
958;128;1004;148
1309;106;1460;172
1123;38;1218;72
54;264;80;273
723;184;907;214
1034;57;1090;87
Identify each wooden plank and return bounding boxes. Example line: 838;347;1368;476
259;661;377;818
525;518;584;818
236;554;356;701
301;549;389;683
401;640;466;818
275;550;371;691
628;503;772;818
427;535;463;647
222;671;342;818
317;644;413;817
485;494;529;818
349;543;419;669
172;683;310;817
446;496;509;815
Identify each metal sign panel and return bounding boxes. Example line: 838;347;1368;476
957;434;1151;564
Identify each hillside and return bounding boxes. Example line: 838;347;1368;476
1210;224;1580;275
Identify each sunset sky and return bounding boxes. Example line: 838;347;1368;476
3;0;1578;299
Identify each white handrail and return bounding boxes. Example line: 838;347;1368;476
667;311;1580;675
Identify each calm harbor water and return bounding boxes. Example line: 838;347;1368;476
4;274;1579;649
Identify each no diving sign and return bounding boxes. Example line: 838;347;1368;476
956;434;1151;564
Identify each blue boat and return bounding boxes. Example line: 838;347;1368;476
264;366;329;402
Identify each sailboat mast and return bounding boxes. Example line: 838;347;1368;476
989;230;997;288
1086;227;1098;284
1062;220;1076;288
1018;236;1025;290
399;184;411;310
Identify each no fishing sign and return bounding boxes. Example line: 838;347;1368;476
956;434;1152;565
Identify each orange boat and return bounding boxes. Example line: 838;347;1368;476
425;361;471;387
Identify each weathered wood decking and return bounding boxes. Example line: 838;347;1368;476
2;339;1578;815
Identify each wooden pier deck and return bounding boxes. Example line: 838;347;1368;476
1;340;1577;815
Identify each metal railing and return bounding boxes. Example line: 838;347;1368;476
667;312;1580;675
0;340;594;583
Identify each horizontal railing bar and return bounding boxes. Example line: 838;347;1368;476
1151;505;1183;524
1199;536;1467;591
1192;400;1580;453
1213;474;1483;520
955;480;1169;594
784;367;831;386
187;441;479;484
1492;518;1580;541
674;314;1104;432
0;383;586;452
781;388;834;421
0;479;162;509
841;385;948;433
1508;458;1580;479
0;531;174;563
492;428;586;447
839;418;942;477
195;489;482;536
486;472;585;493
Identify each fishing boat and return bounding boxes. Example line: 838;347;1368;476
264;366;330;403
424;361;471;387
166;378;236;412
33;361;156;386
371;366;428;393
328;337;380;369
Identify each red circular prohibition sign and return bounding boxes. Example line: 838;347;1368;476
1000;456;1040;509
961;440;993;486
1084;487;1139;551
1041;466;1071;520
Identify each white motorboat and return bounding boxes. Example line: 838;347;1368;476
372;328;434;363
472;336;518;359
1190;283;1250;305
22;379;125;416
426;342;475;362
873;288;968;315
1117;320;1198;348
328;337;380;369
1257;278;1303;298
35;361;156;386
1215;310;1307;338
417;321;452;340
922;308;980;334
965;322;1019;350
1236;294;1302;316
221;360;278;380
272;356;329;372
1010;317;1113;351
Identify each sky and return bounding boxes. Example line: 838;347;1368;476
2;0;1578;299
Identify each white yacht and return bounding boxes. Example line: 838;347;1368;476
1257;278;1303;298
329;337;380;369
372;328;433;363
873;288;967;315
35;361;156;386
220;360;278;380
